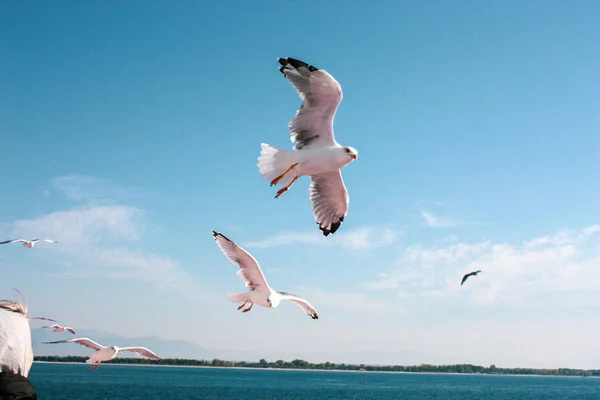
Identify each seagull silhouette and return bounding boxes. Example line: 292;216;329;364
461;270;484;286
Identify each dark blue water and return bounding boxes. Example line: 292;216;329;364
29;362;600;400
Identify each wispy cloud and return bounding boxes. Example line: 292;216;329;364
11;205;144;244
49;174;145;204
244;227;401;250
420;210;461;228
364;225;600;306
294;287;407;315
6;204;206;299
4;174;207;300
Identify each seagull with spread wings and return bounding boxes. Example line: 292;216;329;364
212;231;319;320
257;57;358;236
461;270;484;286
44;324;76;334
0;238;57;249
42;337;160;371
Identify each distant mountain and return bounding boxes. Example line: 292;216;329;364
31;328;462;366
31;328;216;360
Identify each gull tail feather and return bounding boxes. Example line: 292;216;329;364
227;293;248;303
257;143;298;187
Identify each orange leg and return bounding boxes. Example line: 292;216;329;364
270;163;299;187
242;302;254;313
94;362;101;371
237;300;248;310
275;175;299;199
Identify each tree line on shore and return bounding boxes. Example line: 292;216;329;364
33;356;599;377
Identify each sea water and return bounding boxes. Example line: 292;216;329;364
29;362;600;400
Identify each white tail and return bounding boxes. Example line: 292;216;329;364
257;143;298;187
227;293;248;303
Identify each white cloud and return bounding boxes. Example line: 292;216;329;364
50;174;144;204
420;210;461;228
365;225;600;306
2;174;207;300
244;227;401;250
11;205;144;245
5;205;205;299
297;287;407;315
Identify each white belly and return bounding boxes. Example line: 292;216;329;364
296;147;350;176
248;290;270;308
90;348;117;362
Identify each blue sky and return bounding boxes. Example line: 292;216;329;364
1;0;599;368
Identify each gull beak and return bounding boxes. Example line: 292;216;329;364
269;303;273;308
351;154;357;160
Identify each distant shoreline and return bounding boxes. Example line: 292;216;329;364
33;361;370;373
32;361;597;378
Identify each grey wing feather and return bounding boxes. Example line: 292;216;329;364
278;57;342;150
212;231;270;291
309;170;349;236
119;347;161;360
278;291;319;320
0;239;22;244
42;337;104;351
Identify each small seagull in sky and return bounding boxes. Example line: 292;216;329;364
42;337;160;371
212;230;319;320
258;57;359;236
44;324;76;334
461;270;484;286
0;238;57;249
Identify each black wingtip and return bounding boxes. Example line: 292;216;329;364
318;219;343;237
213;231;233;243
278;57;319;72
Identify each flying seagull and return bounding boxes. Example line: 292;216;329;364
257;57;359;236
0;238;57;249
42;337;160;371
212;230;319;320
461;270;484;286
44;324;76;334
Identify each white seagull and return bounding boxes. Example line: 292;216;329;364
44;324;76;334
212;231;319;320
257;57;358;236
0;238;57;249
42;337;160;371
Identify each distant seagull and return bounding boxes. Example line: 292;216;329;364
212;231;319;319
0;238;57;249
44;324;76;334
461;270;484;286
42;338;160;371
257;57;359;236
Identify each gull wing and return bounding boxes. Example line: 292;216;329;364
43;337;104;351
309;170;349;236
278;291;319;320
278;57;343;150
119;347;161;360
212;231;270;291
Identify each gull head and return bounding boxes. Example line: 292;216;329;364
267;294;281;308
110;346;118;352
343;146;358;161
